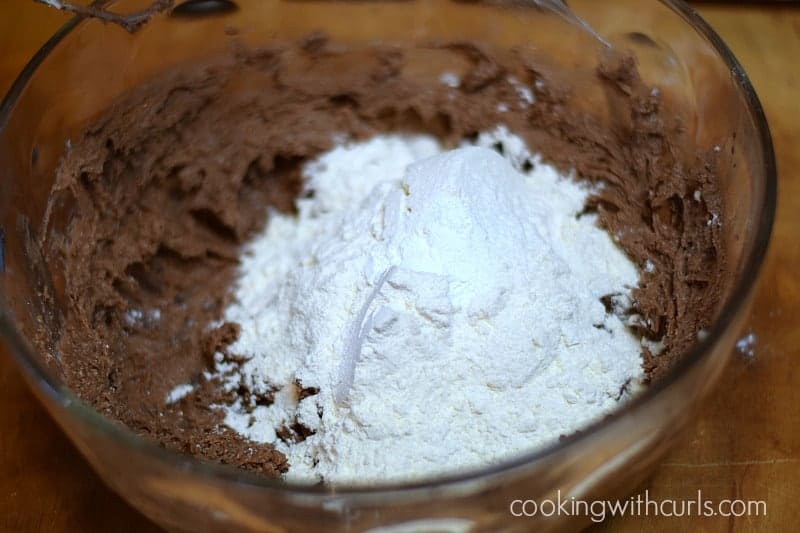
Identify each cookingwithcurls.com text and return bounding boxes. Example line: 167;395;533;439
509;490;766;523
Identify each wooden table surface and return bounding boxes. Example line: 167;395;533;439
1;1;798;531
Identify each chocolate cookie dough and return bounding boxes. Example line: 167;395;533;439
39;34;725;476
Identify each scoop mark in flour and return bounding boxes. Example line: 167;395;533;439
335;266;397;404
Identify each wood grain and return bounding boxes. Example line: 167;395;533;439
1;2;797;531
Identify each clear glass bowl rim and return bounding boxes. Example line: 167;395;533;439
0;0;777;497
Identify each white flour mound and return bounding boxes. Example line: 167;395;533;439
186;127;644;484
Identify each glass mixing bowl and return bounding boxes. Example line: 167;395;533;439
0;0;775;531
